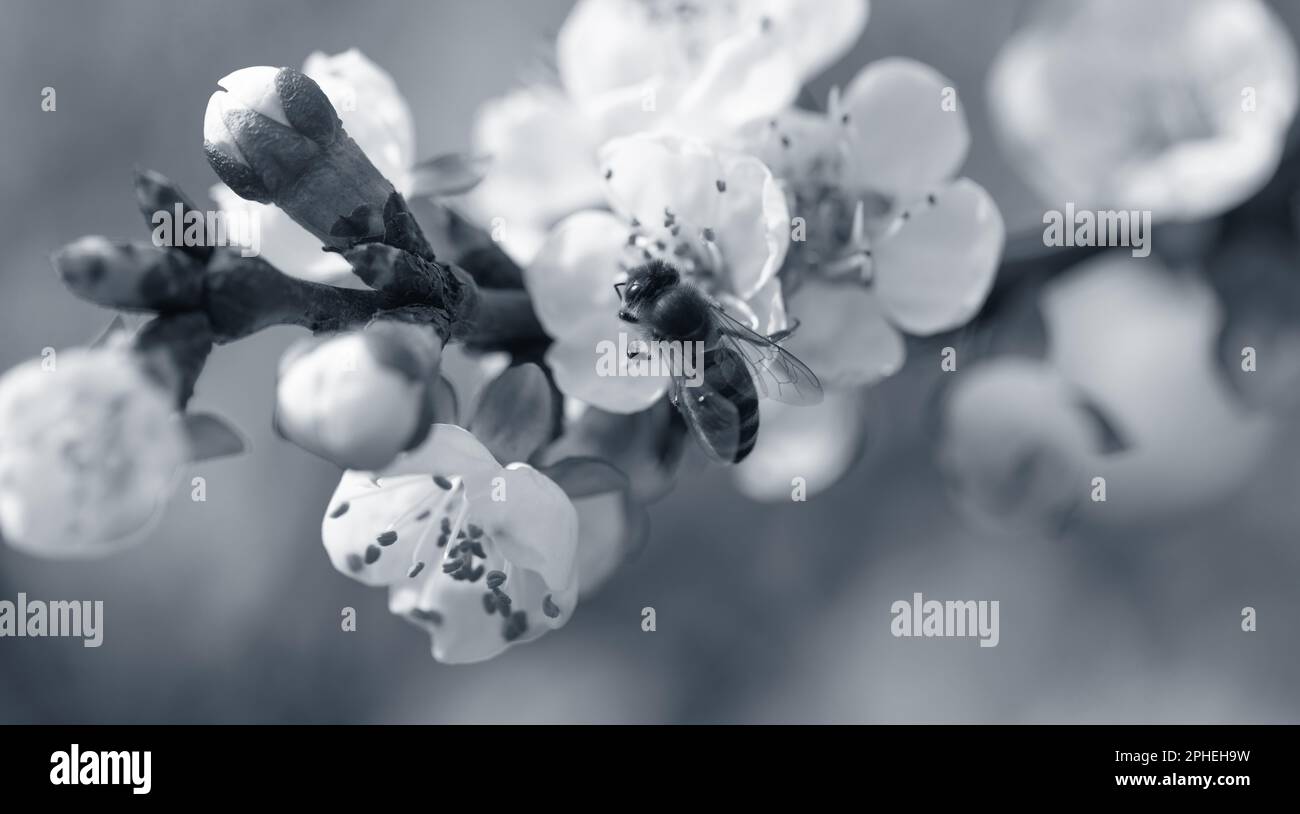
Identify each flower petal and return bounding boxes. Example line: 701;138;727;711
523;210;628;340
469;462;580;592
842;57;970;200
459;85;607;265
673;30;802;137
322;468;463;587
545;313;671;413
713;151;790;299
396;424;502;495
784;279;904;386
600;133;723;230
873;178;1004;335
733;389;864;501
556;0;668;110
303;49;415;192
760;0;870;81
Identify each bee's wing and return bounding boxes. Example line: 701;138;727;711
710;305;824;405
669;374;741;464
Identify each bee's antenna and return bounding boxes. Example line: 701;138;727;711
613;281;626;299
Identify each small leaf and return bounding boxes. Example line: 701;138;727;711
410;152;492;199
182;412;248;461
470;363;555;464
89;315;128;349
540;456;631;500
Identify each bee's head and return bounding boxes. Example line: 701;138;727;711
616;260;679;323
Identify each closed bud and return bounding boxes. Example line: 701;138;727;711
204;65;394;250
275;322;444;470
52;236;205;311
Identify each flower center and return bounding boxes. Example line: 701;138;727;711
336;472;557;643
620;208;728;295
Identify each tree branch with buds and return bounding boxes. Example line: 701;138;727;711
49;67;546;414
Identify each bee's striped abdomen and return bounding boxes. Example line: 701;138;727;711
704;346;760;463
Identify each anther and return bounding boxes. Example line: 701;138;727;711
543;595;560;618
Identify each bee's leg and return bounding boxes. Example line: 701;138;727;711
767;318;801;344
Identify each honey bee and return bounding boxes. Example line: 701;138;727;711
615;259;823;463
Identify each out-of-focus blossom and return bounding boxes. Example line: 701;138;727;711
940;254;1275;528
939;357;1100;533
461;0;869;265
210;50;416;281
558;0;868;141
0;348;184;558
987;0;1298;220
276;321;443;471
748;58;1005;388
524;132;790;413
322;424;579;664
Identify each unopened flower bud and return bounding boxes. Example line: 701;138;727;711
204;65;395;250
0;348;184;558
52;236;205;312
275;321;444;470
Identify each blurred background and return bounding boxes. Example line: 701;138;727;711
1;0;1298;723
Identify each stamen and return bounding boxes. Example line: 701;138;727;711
543;595;560;618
